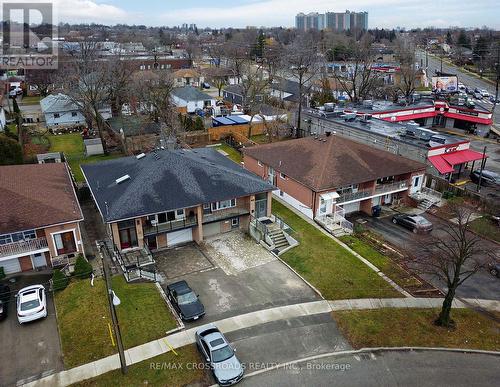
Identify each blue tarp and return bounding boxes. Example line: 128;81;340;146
226;115;248;124
212;117;235;127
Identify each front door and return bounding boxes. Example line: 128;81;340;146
118;220;138;250
255;199;267;218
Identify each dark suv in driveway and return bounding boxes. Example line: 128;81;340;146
392;214;433;233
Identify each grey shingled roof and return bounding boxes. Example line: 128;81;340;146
40;93;80;113
171;86;213;102
81;147;274;223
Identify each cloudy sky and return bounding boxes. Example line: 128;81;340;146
2;0;499;29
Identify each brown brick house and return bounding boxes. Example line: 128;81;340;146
0;164;84;275
81;147;274;253
243;134;427;231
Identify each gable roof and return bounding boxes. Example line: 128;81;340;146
173;68;201;78
40;93;80;114
243;135;426;192
0;163;83;234
171;86;213;102
107;116;162;137
81;147;274;223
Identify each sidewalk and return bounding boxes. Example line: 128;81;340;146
24;297;500;387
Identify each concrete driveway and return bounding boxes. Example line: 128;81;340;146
351;212;499;300
0;273;64;386
155;231;320;324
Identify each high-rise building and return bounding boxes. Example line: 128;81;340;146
295;10;368;31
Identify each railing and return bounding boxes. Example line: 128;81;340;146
337;189;372;204
340;219;354;233
0;237;48;258
375;180;408;193
421;187;443;200
203;208;249;224
51;254;77;268
250;215;269;235
143;216;198;235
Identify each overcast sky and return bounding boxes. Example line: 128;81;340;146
2;0;499;29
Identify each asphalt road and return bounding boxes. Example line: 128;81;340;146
352;213;499;300
416;50;499;126
240;350;500;386
0;274;63;387
226;313;351;371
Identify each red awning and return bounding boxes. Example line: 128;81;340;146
428;155;454;174
444;112;492;125
442;149;487;166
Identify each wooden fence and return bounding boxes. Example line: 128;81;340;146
208;123;266;141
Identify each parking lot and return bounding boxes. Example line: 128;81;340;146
350;212;499;300
0;273;63;386
155;231;321;325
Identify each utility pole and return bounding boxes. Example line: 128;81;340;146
100;242;127;374
476;146;487;193
492;46;500;114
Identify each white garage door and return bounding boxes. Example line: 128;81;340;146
342;202;360;214
167;228;193;247
0;258;21;274
32;253;47;269
203;222;221;238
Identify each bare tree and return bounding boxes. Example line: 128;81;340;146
131;70;178;137
204;67;229;97
394;40;418;100
63;40;110;150
106;56;134;117
332;35;381;103
284;35;321;137
25;69;57;97
224;34;250;84
416;206;488;327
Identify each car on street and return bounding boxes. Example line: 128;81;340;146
195;324;244;386
16;285;47;324
469;170;500;187
0;284;10;321
488;262;500;277
166;280;205;321
489;95;499;103
474;92;483;99
392;214;433;233
480;90;489;98
458;83;465;90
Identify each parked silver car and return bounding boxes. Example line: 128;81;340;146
195;324;243;386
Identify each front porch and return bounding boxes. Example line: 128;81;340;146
249;214;299;255
315;207;353;237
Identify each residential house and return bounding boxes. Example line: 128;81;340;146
172;69;204;87
81;147;274;253
269;78;300;104
40;93;112;129
171;86;216;114
243;134;427;233
222;84;264;106
0;163;84;275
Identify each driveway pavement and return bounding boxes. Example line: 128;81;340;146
350;212;499;300
155;231;320;325
0;274;64;386
240;350;500;386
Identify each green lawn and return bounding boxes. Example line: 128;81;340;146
339;234;421;289
73;345;211;387
55;277;178;368
48;133;122;182
111;276;177;349
214;143;242;163
468;217;500;243
272;200;401;299
20;95;42;105
334;308;500;351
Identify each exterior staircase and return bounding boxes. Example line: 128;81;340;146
268;229;290;253
417;198;435;211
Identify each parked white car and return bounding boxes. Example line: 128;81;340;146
16;285;47;324
481;90;490;97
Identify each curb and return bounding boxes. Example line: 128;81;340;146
154;282;185;333
229;346;500;384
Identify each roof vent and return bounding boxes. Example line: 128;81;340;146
116;175;131;184
136;153;146;160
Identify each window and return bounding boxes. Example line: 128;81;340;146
176;209;184;217
139;65;145;70
53;113;60;118
413;176;420;187
203;203;212;215
376;176;394;184
280;172;286;179
231;218;239;227
0;234;12;245
53;231;77;255
71;112;77;117
257;160;263;167
337;184;359;195
211;199;236;211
